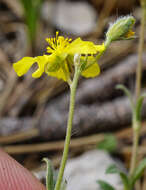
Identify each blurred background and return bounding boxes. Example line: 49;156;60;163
0;0;146;189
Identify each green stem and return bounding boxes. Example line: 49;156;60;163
135;0;146;100
84;41;109;71
54;65;80;190
129;118;141;176
104;38;111;50
130;0;146;177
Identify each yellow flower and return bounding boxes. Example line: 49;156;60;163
13;32;105;81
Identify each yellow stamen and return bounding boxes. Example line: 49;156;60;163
46;31;72;54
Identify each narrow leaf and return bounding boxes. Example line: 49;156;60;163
106;164;119;174
43;158;54;190
130;158;146;186
20;0;43;43
106;164;130;190
135;94;146;121
97;180;115;190
119;172;130;190
116;84;134;109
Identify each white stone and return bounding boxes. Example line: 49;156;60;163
64;150;124;190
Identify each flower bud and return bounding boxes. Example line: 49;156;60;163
105;16;135;45
74;54;80;65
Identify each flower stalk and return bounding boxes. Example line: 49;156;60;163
130;116;141;176
135;0;146;100
54;56;81;190
130;0;146;176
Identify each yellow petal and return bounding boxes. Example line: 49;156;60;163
46;61;69;81
81;63;100;78
65;38;98;54
32;55;48;78
95;43;105;52
13;57;36;77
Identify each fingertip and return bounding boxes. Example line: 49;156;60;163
0;149;46;190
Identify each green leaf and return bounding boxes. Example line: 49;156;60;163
135;94;146;121
97;180;115;190
106;164;119;174
119;172;130;190
20;0;43;43
43;158;55;190
97;134;117;153
106;165;130;190
130;158;146;187
116;84;134;110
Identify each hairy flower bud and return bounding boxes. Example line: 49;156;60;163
105;16;135;45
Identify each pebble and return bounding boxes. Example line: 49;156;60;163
64;150;124;190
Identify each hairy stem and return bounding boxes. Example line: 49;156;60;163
135;0;146;99
130;119;141;176
54;65;80;190
130;0;146;177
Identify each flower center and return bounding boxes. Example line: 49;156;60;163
46;31;72;54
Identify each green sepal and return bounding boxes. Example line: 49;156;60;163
119;36;137;41
80;55;88;72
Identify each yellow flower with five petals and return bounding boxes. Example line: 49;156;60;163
13;32;105;81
